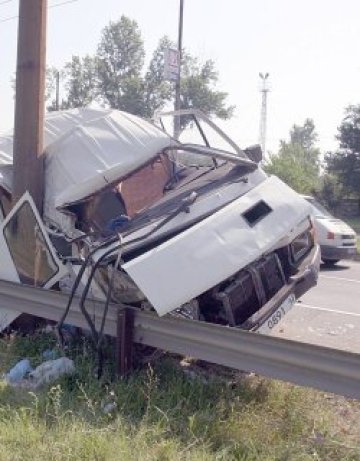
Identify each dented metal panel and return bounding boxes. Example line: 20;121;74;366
123;176;312;316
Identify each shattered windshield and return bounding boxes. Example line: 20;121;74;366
155;110;248;166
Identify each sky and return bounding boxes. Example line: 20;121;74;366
1;0;360;154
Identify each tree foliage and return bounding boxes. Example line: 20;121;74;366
63;55;97;109
143;36;173;118
315;173;343;210
325;105;360;198
44;67;64;111
179;53;235;128
46;56;97;111
96;16;145;112
290;118;318;151
264;119;321;194
44;17;234;124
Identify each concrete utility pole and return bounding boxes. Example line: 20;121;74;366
258;72;270;158
174;0;184;140
13;0;47;213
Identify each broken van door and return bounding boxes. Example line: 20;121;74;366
0;192;67;329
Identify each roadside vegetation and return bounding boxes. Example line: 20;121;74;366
345;217;360;234
344;218;360;254
45;16;234;124
0;332;359;461
264;107;360;226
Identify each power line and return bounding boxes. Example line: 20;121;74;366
0;0;15;6
0;0;80;23
50;0;80;10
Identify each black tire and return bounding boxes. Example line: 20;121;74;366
322;258;340;266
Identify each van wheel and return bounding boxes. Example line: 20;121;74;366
322;259;340;266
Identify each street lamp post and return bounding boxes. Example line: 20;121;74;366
174;0;184;140
259;72;270;158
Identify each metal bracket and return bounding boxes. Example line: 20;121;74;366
116;307;134;376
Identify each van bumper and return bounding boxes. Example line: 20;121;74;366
242;244;321;332
320;245;357;261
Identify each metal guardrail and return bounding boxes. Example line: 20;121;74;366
0;279;360;399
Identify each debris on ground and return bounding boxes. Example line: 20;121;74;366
178;356;249;385
4;357;75;389
42;348;60;361
102;402;117;414
5;358;33;384
28;357;75;388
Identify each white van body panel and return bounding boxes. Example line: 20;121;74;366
124;176;311;316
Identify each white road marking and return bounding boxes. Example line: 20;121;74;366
296;302;360;318
319;274;360;284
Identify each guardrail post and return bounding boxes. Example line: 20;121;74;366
116;308;134;376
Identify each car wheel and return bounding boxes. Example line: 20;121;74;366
322;258;340;266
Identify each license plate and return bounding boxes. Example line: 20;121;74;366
257;293;296;335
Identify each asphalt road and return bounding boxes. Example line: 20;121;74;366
271;260;360;353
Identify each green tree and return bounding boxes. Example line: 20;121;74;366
143;36;234;126
32;67;64;111
325;105;360;198
46;56;97;112
179;53;234;129
143;36;173;118
315;173;343;210
44;18;235;126
45;67;60;105
265;119;321;194
290;118;318;151
61;55;97;109
96;16;146;113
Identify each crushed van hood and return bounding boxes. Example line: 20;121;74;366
123;175;312;316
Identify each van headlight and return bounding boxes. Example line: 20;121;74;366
290;223;314;263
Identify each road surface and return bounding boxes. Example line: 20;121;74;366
271;260;360;353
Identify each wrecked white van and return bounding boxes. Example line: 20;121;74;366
0;108;320;334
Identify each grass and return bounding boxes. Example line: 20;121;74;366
0;332;359;460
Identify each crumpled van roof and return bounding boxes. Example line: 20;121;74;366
0;106;112;165
0;107;174;216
